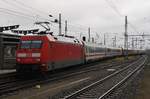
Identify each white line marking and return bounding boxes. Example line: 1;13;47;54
107;69;116;72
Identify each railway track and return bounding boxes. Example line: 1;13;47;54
0;56;141;98
0;60;122;96
0;72;16;79
62;55;147;99
0;72;18;85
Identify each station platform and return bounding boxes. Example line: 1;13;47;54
0;69;16;75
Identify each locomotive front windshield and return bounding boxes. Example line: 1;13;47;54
20;40;42;49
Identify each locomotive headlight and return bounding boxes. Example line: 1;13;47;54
17;58;21;61
17;53;27;57
32;53;41;57
35;58;40;61
42;64;46;66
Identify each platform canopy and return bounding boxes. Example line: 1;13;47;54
11;29;39;35
0;25;19;32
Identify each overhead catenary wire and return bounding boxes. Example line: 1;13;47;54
0;9;35;21
0;8;50;21
105;0;141;34
0;0;128;44
12;0;49;15
1;0;141;35
1;0;98;36
105;0;123;17
1;0;49;19
10;0;97;32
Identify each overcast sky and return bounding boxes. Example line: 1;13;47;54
0;0;150;48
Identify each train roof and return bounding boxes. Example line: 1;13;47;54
54;35;83;44
123;48;145;51
106;47;122;50
83;41;106;48
20;34;83;45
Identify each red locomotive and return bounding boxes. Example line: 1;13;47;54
16;34;85;72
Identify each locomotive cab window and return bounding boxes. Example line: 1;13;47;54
20;41;31;49
31;40;42;49
20;40;42;49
